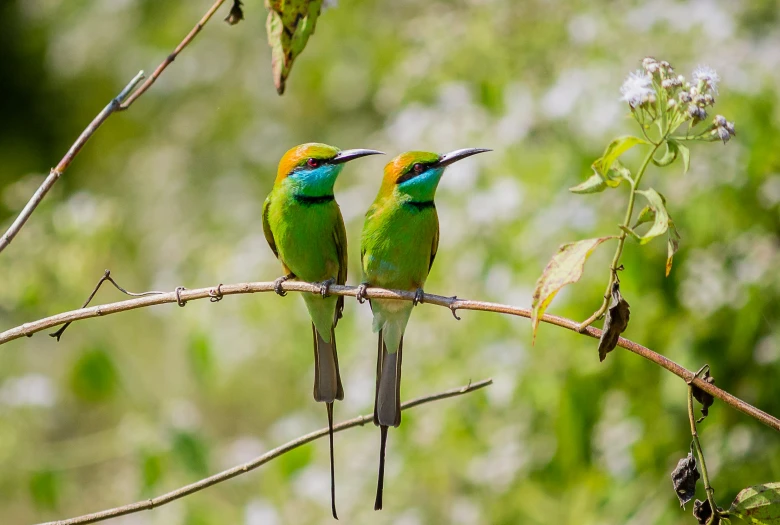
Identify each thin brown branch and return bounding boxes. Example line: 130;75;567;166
0;0;229;257
0;71;144;255
1;280;778;432
118;0;227;110
39;378;493;525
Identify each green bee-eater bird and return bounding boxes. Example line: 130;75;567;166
262;143;383;518
357;148;490;510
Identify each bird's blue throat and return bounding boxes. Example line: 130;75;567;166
397;166;445;203
285;162;344;202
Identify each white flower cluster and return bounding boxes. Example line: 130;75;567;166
620;57;735;143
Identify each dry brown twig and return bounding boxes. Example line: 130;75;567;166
0;0;229;256
39;379;492;525
2;279;778;433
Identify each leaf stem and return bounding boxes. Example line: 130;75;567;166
688;383;722;524
578;142;662;332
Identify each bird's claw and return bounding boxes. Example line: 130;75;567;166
320;278;335;298
413;288;425;306
274;274;292;296
356;283;369;304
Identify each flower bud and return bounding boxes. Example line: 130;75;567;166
714;115;727;127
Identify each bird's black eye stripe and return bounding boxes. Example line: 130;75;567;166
396;162;434;184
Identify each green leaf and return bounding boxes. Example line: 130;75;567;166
593;136;648;178
569;173;607;194
69;348;119;403
633;189;670;244
531;237;616;342
666;221;682;277
729;482;780;524
266;0;324;94
634;205;656;228
173;431;210;477
29;469;59;510
572;158;634;194
652;140;679;167
676;140;691;173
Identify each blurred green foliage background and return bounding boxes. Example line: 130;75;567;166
1;0;779;523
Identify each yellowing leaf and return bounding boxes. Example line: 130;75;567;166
265;0;324;94
666;221;681;277
531;237;616;342
729;482;780;524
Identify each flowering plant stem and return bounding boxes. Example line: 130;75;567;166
578;141;662;331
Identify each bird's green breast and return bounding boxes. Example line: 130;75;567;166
267;188;343;283
361;197;438;291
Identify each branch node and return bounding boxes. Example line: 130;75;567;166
449;296;462;320
175;287;187;307
209;284;224;302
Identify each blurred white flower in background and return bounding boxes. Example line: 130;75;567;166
0;374;56;407
619;70;654;108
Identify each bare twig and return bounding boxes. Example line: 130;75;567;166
49;270;164;341
1;280;778;433
0;0;229;257
38;379;493;525
119;0;228;110
0;71;144;255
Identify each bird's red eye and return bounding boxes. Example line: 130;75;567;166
413;163;424;173
307;158;320;168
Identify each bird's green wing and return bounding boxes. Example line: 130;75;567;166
262;196;278;259
333;209;348;324
428;211;439;273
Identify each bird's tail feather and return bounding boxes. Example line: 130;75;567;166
312;324;344;403
374;330;403;427
327;402;338;519
373;330;402;511
313;325;343;520
374;425;388;511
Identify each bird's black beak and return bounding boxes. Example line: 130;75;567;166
331;149;385;164
435;148;492;168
